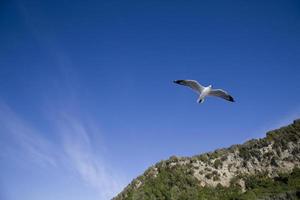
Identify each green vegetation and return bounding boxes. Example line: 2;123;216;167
115;167;300;200
241;168;300;199
213;159;222;169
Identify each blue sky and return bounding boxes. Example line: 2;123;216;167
1;0;300;199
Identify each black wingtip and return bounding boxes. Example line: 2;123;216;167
228;95;235;102
173;80;183;84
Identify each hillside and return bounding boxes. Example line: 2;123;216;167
113;119;300;200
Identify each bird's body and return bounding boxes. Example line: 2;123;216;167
198;85;212;103
173;80;235;104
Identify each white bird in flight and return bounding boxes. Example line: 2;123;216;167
173;80;235;104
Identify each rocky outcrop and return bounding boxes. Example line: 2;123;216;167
113;119;300;200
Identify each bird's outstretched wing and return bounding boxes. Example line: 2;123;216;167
173;80;204;93
209;89;235;102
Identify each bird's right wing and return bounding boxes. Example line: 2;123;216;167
209;89;235;102
173;80;204;93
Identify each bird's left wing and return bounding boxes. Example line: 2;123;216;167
209;89;235;102
173;80;204;93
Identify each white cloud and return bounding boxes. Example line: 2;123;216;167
55;114;124;199
0;103;125;200
0;103;58;167
3;4;126;198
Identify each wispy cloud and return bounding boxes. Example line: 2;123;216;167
0;102;125;199
254;107;300;138
55;113;124;199
269;110;300;129
2;3;125;199
0;103;58;167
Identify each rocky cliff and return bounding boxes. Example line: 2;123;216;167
113;119;300;200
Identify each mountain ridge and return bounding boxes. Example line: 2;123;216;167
113;119;300;200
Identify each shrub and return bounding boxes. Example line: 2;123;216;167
213;159;223;169
205;173;213;179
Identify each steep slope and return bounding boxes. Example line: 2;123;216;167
113;119;300;200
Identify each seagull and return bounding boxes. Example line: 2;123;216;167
173;80;235;103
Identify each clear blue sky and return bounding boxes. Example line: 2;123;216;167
1;0;300;199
